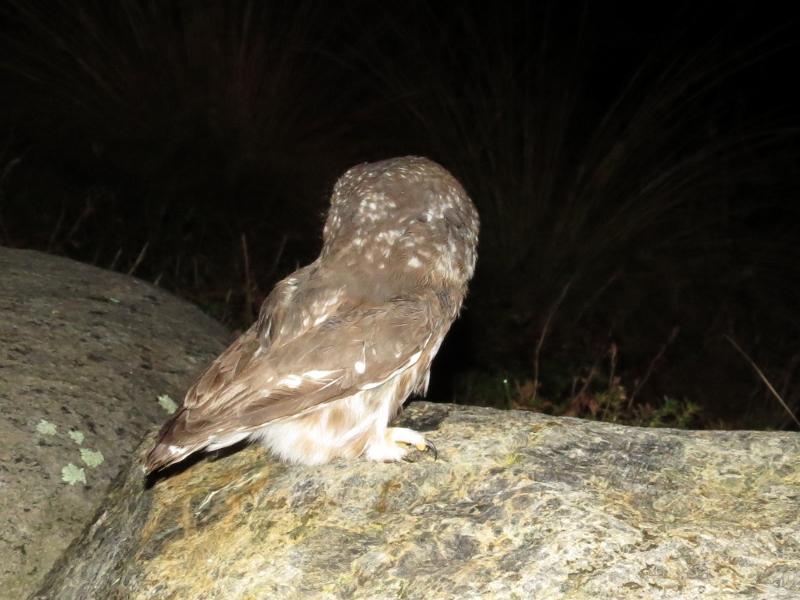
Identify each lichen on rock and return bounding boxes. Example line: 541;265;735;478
0;247;230;598
35;402;800;599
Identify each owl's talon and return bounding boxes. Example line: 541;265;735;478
388;427;437;458
365;427;437;462
425;439;438;460
411;439;437;460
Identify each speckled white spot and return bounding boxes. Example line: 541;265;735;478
279;375;303;389
303;369;337;379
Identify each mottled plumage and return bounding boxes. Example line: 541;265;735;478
145;156;479;473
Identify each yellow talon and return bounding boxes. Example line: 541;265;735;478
386;427;438;460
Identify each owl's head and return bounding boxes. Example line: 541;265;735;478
322;156;479;286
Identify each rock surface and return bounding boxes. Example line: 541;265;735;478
0;247;230;599
35;401;800;599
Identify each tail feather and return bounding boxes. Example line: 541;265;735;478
144;441;198;474
144;408;196;474
144;408;253;474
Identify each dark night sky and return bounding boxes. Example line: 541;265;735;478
1;1;799;429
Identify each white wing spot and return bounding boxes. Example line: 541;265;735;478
354;360;366;374
360;380;383;390
303;369;336;379
279;375;303;389
407;256;422;268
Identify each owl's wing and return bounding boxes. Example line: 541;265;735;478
173;264;319;413
145;292;441;472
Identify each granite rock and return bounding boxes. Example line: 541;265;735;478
35;401;800;599
0;247;230;598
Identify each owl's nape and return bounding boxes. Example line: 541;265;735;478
145;156;478;475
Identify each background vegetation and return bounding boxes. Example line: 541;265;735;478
2;1;798;430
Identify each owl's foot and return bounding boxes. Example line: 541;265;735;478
365;427;437;462
390;426;437;460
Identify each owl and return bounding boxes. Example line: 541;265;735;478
145;156;479;473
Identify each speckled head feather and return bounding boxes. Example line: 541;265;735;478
145;156;479;474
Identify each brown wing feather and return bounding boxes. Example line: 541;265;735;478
145;292;441;473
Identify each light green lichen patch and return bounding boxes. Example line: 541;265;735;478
107;297;121;303
157;394;178;414
80;448;105;468
61;463;87;485
69;430;85;445
36;419;57;435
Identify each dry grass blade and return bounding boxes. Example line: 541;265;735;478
240;233;255;320
532;279;572;404
628;326;680;408
725;335;800;428
127;240;149;276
